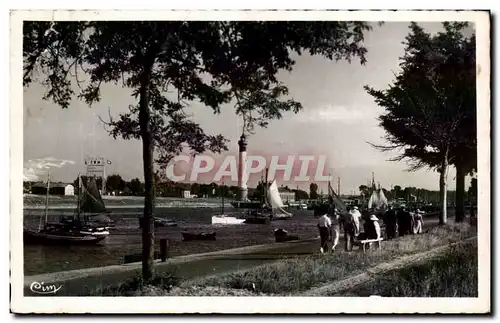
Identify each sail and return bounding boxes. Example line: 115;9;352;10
328;182;347;212
79;177;107;214
266;180;292;216
368;191;379;209
377;189;388;209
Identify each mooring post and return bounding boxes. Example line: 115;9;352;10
160;238;169;262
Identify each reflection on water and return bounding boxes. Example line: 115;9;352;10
23;207;317;276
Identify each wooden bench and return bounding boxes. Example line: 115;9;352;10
358;238;383;252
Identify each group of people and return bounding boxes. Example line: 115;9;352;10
382;205;425;239
315;203;425;254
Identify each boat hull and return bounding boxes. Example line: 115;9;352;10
211;215;245;225
23;229;107;246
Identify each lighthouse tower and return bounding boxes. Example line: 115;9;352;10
237;133;248;201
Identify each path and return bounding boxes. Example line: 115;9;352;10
24;237;321;296
302;236;476;296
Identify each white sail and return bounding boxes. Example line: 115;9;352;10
378;189;388;209
266;180;292;217
368;190;379;209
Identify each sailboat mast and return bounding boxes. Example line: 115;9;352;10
44;172;50;225
77;173;81;221
221;180;224;215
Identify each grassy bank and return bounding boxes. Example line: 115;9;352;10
183;223;475;296
342;238;478;297
98;222;475;296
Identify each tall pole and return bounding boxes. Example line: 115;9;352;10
337;177;341;197
80;123;84;170
44;172;50;226
77;173;81;221
221;180;224;215
102;160;106;195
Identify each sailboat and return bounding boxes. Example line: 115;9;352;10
23;174;110;245
62;175;115;230
266;180;293;220
211;182;246;225
244;176;293;223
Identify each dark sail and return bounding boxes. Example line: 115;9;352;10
79;177;108;214
328;182;347;212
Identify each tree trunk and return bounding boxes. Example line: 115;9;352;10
455;161;466;222
139;72;155;282
439;151;449;225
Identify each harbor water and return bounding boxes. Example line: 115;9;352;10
23;198;318;276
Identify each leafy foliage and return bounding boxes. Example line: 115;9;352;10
24;21;373;164
364;22;476;172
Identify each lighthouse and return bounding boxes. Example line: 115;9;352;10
237;133;248;201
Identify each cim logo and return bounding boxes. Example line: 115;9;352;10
29;281;62;295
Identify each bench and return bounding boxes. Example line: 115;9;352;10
358;238;383;252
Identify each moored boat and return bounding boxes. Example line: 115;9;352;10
23;173;110;246
211;214;246;225
24;226;107;245
138;217;178;228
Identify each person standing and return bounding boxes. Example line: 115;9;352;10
330;205;341;251
317;204;332;254
413;209;424;234
383;205;397;239
344;207;360;251
397;206;410;236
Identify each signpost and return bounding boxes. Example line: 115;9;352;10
84;157;111;195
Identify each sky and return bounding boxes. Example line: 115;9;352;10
23;21;475;193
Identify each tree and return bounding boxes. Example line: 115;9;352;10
106;174;125;195
468;177;477;204
309;183;319;200
365;22;475;225
294;189;309;200
358;184;370;197
24;21;373;281
190;183;201;197
392;185;402;199
128;178;143;196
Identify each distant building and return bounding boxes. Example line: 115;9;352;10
182;190;192;198
278;188;295;203
64;184;75;196
31;182;74;196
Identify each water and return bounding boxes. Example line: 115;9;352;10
23;205;318;276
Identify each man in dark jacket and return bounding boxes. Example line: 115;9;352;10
383;205;397;239
397;206;412;236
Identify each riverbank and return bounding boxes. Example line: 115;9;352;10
88;222;476;296
24;237;321;296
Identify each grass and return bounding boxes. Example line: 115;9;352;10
88;268;180;296
343;238;478;297
181;222;476;296
86;222;476;296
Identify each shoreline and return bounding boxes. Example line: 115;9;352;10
23;237;320;296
